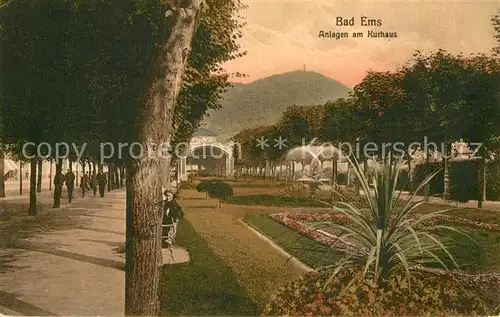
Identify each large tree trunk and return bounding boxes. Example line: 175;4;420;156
124;1;203;315
52;160;63;208
29;158;37;216
0;146;5;198
36;158;43;193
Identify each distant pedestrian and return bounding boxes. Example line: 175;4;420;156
25;171;28;180
97;172;107;197
65;169;75;203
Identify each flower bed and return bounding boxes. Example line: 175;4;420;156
271;209;500;251
431;214;500;232
270;212;352;250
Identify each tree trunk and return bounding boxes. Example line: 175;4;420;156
120;166;124;187
279;159;283;180
36;158;43;193
265;160;270;179
19;161;22;195
407;148;413;193
124;1;203;315
108;165;112;192
109;164;114;189
115;165;119;189
483;169;487;202
49;160;53;191
29;158;37;216
478;157;485;209
53;160;63;208
331;158;337;185
424;148;430;202
92;162;97;196
0;146;5;198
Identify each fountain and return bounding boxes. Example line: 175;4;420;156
285;142;344;187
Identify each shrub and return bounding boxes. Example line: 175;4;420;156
281;183;310;198
395;169;411;191
196;180;214;198
449;160;478;203
336;172;348;185
179;181;193;189
486;160;500;201
265;268;490;316
413;162;443;195
412;159;500;201
207;181;234;207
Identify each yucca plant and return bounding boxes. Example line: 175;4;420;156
314;154;472;289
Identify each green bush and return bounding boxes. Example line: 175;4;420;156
412;162;443;195
207;181;234;207
336;172;348;185
486;160;500;200
412;160;500;202
265;268;490;316
395;169;411;191
179;181;193;189
449;160;478;203
196;180;215;198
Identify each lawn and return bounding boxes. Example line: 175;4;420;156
245;212;500;274
160;218;259;316
176;189;306;310
197;178;290;188
244;213;342;269
226;194;326;207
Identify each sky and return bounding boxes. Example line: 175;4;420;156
223;0;500;88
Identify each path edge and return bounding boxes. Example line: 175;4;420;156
237;218;315;273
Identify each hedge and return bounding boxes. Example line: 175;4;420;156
409;159;500;202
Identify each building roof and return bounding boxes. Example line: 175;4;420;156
193;128;217;137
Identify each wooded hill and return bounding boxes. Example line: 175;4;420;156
203;71;350;139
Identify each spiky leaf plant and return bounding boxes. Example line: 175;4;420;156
314;155;472;289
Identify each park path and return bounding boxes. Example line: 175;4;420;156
0;187;127;316
178;190;306;307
